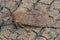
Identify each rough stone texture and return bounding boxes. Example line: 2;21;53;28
48;8;59;18
16;28;36;40
0;35;7;40
36;3;49;11
39;37;46;40
42;28;57;39
55;35;60;40
1;30;10;38
9;33;18;40
51;0;60;10
54;20;60;27
40;0;53;4
21;0;37;9
0;0;60;40
0;13;3;25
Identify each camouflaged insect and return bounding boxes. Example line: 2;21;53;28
12;9;52;27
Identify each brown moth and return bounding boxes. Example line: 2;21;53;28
12;10;52;27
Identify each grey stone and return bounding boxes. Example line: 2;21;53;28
55;35;60;40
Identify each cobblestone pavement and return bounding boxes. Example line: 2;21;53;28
0;0;60;40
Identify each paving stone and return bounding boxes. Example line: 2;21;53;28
40;0;53;4
1;30;11;38
29;27;41;33
22;26;41;33
5;1;17;10
55;35;60;40
3;17;12;26
28;31;36;40
42;28;57;39
17;28;36;40
17;28;29;40
48;9;59;18
49;38;54;40
16;28;28;35
51;1;60;10
0;13;3;25
21;0;37;9
16;28;36;40
14;0;19;1
48;30;57;38
9;33;18;40
54;14;60;20
0;35;7;40
14;0;20;2
56;28;60;34
15;6;27;13
8;39;12;40
39;37;46;40
0;39;2;40
0;0;3;3
0;0;5;5
35;3;49;11
6;25;14;31
54;20;60;27
18;36;25;40
1;8;10;17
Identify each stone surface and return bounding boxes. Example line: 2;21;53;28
6;25;14;31
21;0;37;9
0;0;60;40
51;1;60;10
56;28;60;34
42;28;57;39
39;37;46;40
48;9;59;18
54;20;60;27
1;30;10;38
35;3;49;11
0;13;3;25
54;14;60;20
40;0;53;4
55;35;60;40
17;28;36;40
9;33;17;40
0;35;7;40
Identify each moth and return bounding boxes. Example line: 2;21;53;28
12;10;52;28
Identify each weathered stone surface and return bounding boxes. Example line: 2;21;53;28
51;1;60;10
54;14;60;20
9;33;18;40
42;28;57;39
1;30;11;38
39;37;46;40
12;10;52;27
0;0;60;40
40;0;53;4
5;1;17;10
56;28;60;34
0;35;7;40
17;28;36;40
35;3;49;11
48;9;59;18
21;0;37;9
54;20;60;27
5;24;14;31
0;13;3;25
55;35;60;40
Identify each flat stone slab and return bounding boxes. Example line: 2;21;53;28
12;10;52;27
